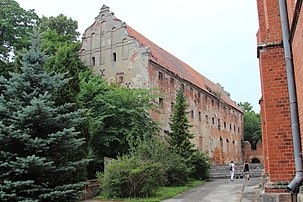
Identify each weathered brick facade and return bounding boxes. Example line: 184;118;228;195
80;5;244;165
257;0;303;200
243;141;263;164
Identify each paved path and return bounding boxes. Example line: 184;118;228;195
162;178;262;202
82;178;262;202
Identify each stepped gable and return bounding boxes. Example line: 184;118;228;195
90;5;241;112
125;25;241;112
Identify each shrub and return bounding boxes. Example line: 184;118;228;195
97;155;164;198
163;151;191;186
131;138;191;186
188;151;211;180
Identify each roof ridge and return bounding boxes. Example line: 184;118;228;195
124;25;241;112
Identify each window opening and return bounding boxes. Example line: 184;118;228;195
92;57;95;66
113;52;117;61
159;98;163;108
159;72;163;80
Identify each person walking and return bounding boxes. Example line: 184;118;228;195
243;161;250;180
229;161;236;181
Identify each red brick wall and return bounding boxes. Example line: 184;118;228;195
147;62;244;165
257;0;295;192
244;141;263;163
291;3;303;150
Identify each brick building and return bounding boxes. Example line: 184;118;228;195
80;5;244;165
257;0;303;201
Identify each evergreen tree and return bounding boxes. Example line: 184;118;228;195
0;28;88;202
168;88;195;159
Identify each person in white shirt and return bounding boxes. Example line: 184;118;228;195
229;161;236;181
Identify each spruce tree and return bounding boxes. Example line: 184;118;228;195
0;28;88;202
168;88;195;159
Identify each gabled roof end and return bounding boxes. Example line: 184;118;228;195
101;4;109;11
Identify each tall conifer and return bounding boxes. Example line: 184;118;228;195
0;28;88;202
168;88;195;159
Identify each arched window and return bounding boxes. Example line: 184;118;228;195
251;158;261;163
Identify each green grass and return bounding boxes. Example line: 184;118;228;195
95;180;204;202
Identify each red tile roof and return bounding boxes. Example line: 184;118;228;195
125;25;242;112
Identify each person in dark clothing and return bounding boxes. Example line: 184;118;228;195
243;161;250;180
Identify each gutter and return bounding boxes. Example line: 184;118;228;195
278;0;303;193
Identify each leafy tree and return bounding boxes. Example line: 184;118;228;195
238;102;261;149
78;71;160;174
0;28;88;201
45;42;86;105
0;0;38;77
168;88;195;159
40;14;80;42
34;14;85;105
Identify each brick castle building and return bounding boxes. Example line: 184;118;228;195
80;5;244;165
257;0;303;201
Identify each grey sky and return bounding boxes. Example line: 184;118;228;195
17;0;261;111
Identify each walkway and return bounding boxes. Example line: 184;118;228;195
162;177;262;202
82;178;262;202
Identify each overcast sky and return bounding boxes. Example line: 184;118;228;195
17;0;261;111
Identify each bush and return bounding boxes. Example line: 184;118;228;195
188;151;210;180
97;155;164;198
131;138;191;186
163;151;191;186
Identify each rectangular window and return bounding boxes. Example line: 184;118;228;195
92;57;95;66
212;117;215;125
171;102;174;112
181;83;185;90
218;119;221;130
199;112;201;121
159;98;163;108
170;78;174;86
113;52;117;62
159;72;163;80
191;110;194;119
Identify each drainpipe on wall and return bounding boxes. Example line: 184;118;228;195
278;0;303;193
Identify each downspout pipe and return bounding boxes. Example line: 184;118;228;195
278;0;303;193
